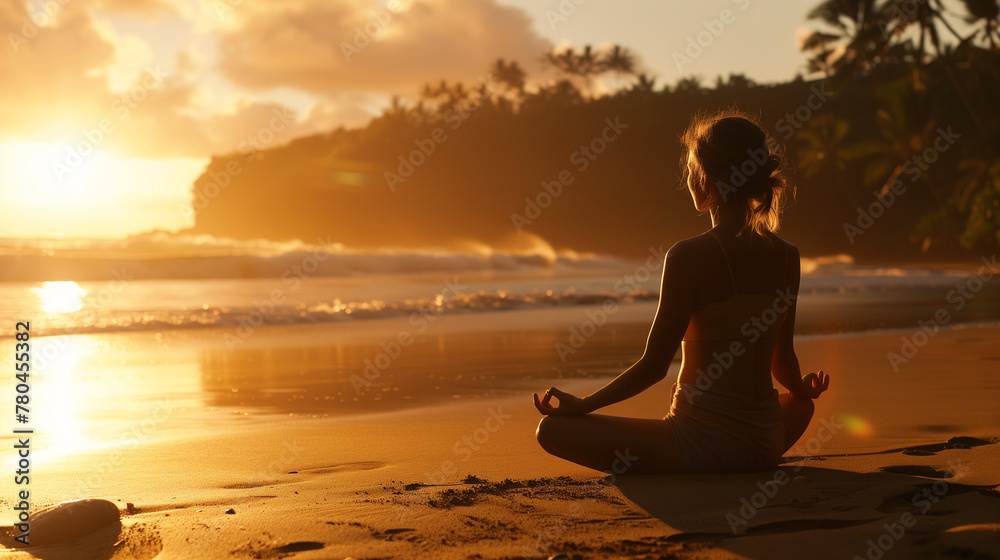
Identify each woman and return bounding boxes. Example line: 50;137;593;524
533;111;830;475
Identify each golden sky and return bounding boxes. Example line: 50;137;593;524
0;0;872;239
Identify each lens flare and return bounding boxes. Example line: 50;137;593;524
839;414;874;438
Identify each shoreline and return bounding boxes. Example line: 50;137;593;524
2;309;998;559
15;303;1000;426
9;269;1000;343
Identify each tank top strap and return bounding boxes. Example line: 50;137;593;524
782;239;789;291
707;229;738;295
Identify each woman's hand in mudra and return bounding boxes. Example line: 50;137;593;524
533;387;591;416
800;370;830;399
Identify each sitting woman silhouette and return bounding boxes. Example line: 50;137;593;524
534;111;830;474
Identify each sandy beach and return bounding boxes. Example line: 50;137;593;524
6;0;1000;556
1;304;997;560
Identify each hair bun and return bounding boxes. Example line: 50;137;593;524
680;110;794;236
757;155;780;180
740;155;778;195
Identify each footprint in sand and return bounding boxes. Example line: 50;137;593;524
274;541;325;552
293;461;386;475
898;436;993;456
880;465;955;479
233;538;326;557
382;528;416;535
222;461;387;489
221;481;278;489
931;524;1000;558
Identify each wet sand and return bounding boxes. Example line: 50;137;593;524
1;306;998;559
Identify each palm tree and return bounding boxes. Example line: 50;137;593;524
796;113;850;179
490;58;526;96
418;79;477;120
715;73;757;90
959;0;1000;47
795;113;864;208
800;0;897;78
369;95;430;131
543;45;599;78
622;73;658;99
673;76;705;95
420;80;469;105
542;46;582;96
541;44;637;98
523;79;583;110
956;160;1000;247
882;0;987;136
602;44;637;89
800;29;842;76
866;90;942;197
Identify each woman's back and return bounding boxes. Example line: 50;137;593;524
533;110;827;476
678;229;796;402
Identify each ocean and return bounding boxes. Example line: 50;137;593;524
2;234;998;339
2;234;998;461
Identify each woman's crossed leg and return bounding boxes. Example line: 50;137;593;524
535;414;685;475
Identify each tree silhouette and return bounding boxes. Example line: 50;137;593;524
673;76;706;95
801;0;889;77
542;44;638;98
491;58;526;96
959;0;1000;47
193;15;1000;258
795;113;862;209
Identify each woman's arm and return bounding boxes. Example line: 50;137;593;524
771;244;829;398
538;242;698;415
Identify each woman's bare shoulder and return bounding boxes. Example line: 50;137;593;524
767;232;799;255
669;232;716;255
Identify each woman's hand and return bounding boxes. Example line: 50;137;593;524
533;387;592;416
800;370;830;399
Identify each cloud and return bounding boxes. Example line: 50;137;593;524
102;60;303;158
215;0;551;94
298;94;386;131
95;0;179;13
0;0;552;159
0;4;306;159
0;1;118;139
106;61;370;158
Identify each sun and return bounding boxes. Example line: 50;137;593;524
0;141;207;238
0;141;114;209
30;281;88;313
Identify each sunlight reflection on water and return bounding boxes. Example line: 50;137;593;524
30;281;87;313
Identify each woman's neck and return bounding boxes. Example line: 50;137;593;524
710;204;749;234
